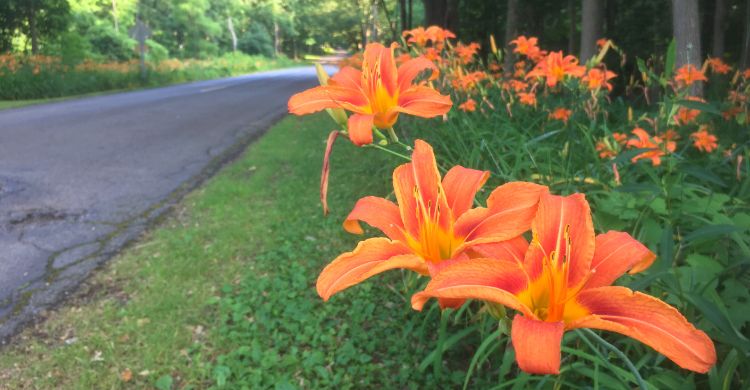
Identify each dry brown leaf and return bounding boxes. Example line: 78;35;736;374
121;368;133;382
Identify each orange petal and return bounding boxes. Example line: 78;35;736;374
409;140;452;231
380;43;399;96
511;315;565;374
454;182;547;246
392;163;420;239
570;286;716;373
320;130;339;215
441;166;490;219
585;231;656;289
524;193;595;287
329;66;363;90
396;86;453;118
397;57;439;91
343;196;407;242
288;85;367;115
411;258;531;316
468;236;529;267
317;238;425;301
347;114;374;146
362;43;398;96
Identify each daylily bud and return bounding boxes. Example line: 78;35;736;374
314;63;349;127
327;107;349;128
490;34;498;55
315;63;329;85
486;302;507;321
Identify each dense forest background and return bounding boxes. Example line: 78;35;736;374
0;0;748;67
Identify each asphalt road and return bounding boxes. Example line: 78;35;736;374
0;66;324;340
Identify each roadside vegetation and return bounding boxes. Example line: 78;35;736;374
0;53;297;100
284;20;749;389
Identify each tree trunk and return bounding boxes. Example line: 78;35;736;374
567;0;576;55
424;0;446;26
580;0;603;61
370;0;378;42
112;0;119;33
273;19;280;57
503;0;518;72
712;0;726;58
407;0;413;29
400;0;407;32
227;17;237;52
28;4;39;54
741;0;750;68
672;0;703;95
445;0;459;32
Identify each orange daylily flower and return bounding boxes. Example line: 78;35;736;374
422;47;443;64
674;64;707;87
513;61;527;78
743;69;750;79
412;193;716;375
582;68;617;91
707;57;731;74
691;126;718;152
288;43;452;146
510;36;545;61
316;140;548;301
626;127;675;166
451;70;486;91
596;140;616;159
403;27;430;47
596;132;627;159
596;38;610;48
662;129;681;142
459;98;477;112
455;42;481;64
674;107;700;125
518;92;537;106
527;51;586;87
549;107;572;124
507;80;529;92
426;25;456;48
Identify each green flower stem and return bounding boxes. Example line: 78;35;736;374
577;328;648;390
387;127;399;143
366;143;411;161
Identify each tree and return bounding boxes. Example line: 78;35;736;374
742;0;750;68
712;0;726;58
579;0;603;61
567;0;576;55
672;0;703;95
503;0;518;72
423;0;459;31
0;0;70;54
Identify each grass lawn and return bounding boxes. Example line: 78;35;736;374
0;114;501;389
0;97;70;110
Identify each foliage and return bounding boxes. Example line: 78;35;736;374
0;52;297;99
238;23;274;57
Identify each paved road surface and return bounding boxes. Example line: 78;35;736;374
0;66;324;340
